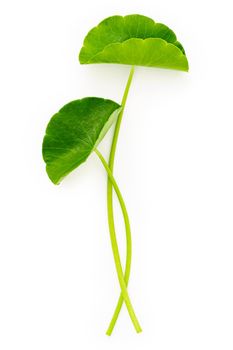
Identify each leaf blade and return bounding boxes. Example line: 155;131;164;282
79;14;188;71
83;38;188;71
42;97;121;184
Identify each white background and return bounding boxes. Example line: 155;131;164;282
0;0;233;349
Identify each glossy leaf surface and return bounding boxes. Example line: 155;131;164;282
79;14;188;71
42;97;121;184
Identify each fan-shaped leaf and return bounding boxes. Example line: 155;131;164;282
42;97;121;184
79;14;188;71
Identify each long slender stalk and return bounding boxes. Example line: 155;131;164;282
95;149;141;333
106;66;141;335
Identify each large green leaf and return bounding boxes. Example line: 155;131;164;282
79;14;188;71
42;97;121;184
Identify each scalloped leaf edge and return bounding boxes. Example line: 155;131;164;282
79;14;188;71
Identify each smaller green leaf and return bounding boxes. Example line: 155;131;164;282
42;97;121;184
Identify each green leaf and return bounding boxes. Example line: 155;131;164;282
79;14;188;71
42;97;121;184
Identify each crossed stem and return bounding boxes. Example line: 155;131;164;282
95;148;141;334
101;66;142;335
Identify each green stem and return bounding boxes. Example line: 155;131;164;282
106;66;141;335
95;149;141;334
